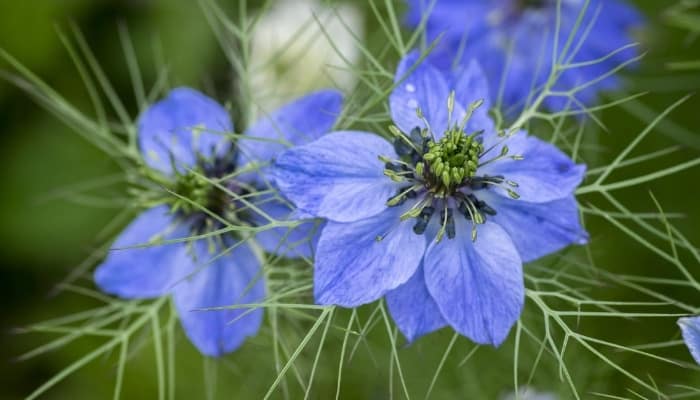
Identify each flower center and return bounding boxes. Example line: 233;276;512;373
172;170;214;214
168;152;245;234
381;94;522;242
421;128;483;196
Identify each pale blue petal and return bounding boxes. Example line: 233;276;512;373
424;220;524;346
173;241;265;357
273;131;400;223
94;206;194;298
483;193;589;262
138;88;232;176
386;264;447;343
480;131;585;203
237;90;343;176
679;316;700;365
315;208;426;307
390;50;452;136
250;194;323;259
450;59;498;145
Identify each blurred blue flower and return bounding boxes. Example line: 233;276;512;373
405;0;643;114
95;87;342;356
273;51;588;345
679;316;700;364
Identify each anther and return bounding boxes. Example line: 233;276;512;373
458;201;471;220
393;138;413;157
412;206;435;235
478;201;497;216
387;192;407;207
443;208;455;239
385;162;405;173
383;170;406;182
386;186;418;207
410;127;423;146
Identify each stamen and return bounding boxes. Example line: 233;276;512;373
383;170;405;182
477;200;497;216
468;176;520;199
435;207;455;241
389;125;421;154
386;185;421;207
445;208;455;239
401;196;433;220
457;195;484;225
458;99;485;132
478;127;518;158
412;206;435;235
447;91;456;128
416;107;435;140
477;144;521;168
393;138;413;157
385;162;406;173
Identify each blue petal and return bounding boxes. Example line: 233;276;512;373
237;90;343;178
315;208;427;307
139;87;232;176
250;194;323;259
423;220;524;346
679;316;700;365
173;241;265;357
480;131;586;203
483;193;589;262
450;59;498;145
94;206;194;298
386;264;447;343
390;51;453;136
404;0;491;43
273;131;400;223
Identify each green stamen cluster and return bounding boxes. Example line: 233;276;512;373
422;129;483;194
171;170;214;214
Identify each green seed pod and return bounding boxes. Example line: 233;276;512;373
434;161;444;176
441;170;451;187
452;167;462;182
415;162;425;176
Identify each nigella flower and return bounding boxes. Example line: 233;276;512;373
678;316;700;364
273;52;588;345
95;87;342;356
405;0;643;114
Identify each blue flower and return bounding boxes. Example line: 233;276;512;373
95;87;342;356
679;316;700;365
405;0;643;114
273;52;588;345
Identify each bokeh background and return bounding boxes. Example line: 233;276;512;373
1;1;699;399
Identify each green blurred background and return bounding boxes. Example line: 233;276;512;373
0;1;699;399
